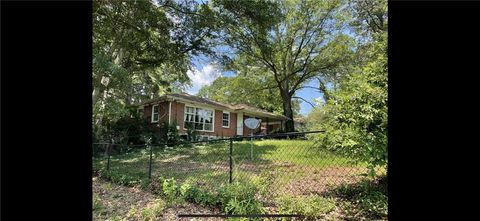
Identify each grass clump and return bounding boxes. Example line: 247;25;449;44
140;199;166;221
278;195;336;219
218;182;264;215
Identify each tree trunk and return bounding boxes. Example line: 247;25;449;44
281;91;295;132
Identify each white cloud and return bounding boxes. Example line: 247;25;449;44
185;64;222;95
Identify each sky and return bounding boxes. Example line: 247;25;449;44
184;55;324;116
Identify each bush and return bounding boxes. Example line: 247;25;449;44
160;177;181;204
181;183;218;207
310;33;387;176
160;122;181;145
218;182;264;215
278;195;336;219
185;124;199;142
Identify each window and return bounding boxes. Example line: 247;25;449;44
151;105;159;123
184;106;214;131
222;112;230;128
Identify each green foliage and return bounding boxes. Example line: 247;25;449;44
278;195;336;219
185;123;199;142
93;0;216;140
211;0;354;131
140;199;166;221
198;75;300;115
181;182;218;207
311;32;387;175
93;194;104;212
159;177;181;204
100;170;150;188
218;182;264;215
335;177;388;218
160;122;181;145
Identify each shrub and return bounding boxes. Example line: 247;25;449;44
159;177;180;204
159;122;181;145
311;33;388;177
218;182;264;215
181;183;218;207
278;195;336;219
185;124;199;142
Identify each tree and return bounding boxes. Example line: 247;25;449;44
197;75;300;115
311;31;387;177
93;0;216;138
212;0;354;132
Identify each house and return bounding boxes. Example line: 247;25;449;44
136;93;289;139
293;117;306;131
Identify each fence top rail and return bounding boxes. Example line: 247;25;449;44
93;130;325;148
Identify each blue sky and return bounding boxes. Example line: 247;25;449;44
185;55;323;116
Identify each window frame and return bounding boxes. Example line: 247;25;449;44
151;105;159;123
183;105;215;132
222;111;230;128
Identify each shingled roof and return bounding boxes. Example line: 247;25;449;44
138;93;289;120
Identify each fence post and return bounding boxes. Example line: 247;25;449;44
229;138;233;184
106;143;111;171
147;137;153;179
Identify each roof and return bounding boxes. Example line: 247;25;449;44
293;117;306;123
137;93;289;120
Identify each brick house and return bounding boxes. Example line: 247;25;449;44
136;93;289;139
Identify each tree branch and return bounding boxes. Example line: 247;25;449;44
293;96;315;108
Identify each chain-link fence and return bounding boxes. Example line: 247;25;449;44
93;131;383;209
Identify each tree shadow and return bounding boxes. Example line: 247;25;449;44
320;175;388;220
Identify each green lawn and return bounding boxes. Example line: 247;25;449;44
93;140;369;198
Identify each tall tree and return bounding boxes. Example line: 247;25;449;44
93;0;216;135
308;0;388;175
212;0;354;132
197;75;301;115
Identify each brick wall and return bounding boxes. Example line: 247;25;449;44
143;101;169;133
143;100;241;138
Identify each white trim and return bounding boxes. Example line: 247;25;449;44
151;105;159;123
168;101;172;125
236;112;244;135
222;111;230;128
183;105;215;132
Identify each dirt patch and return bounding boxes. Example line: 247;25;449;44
93;177;221;220
93;177;157;220
279;166;367;196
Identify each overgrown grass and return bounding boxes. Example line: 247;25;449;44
93;140;384;219
278;195;336;220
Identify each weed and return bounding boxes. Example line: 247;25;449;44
278;195;336;219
